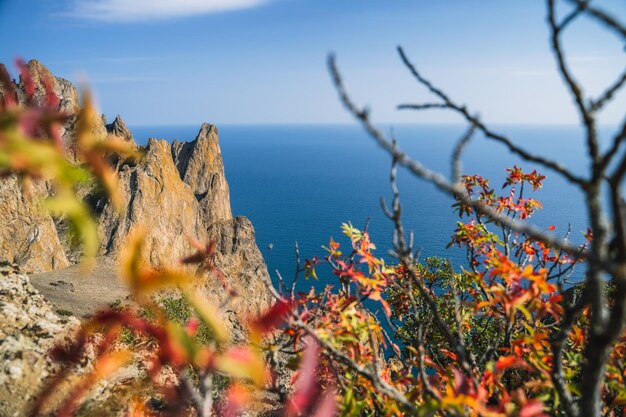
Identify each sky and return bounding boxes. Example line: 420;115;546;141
0;0;625;126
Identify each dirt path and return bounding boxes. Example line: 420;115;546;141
30;258;129;318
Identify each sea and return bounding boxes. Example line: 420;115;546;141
131;124;605;292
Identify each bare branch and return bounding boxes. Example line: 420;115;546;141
291;241;302;301
558;2;586;31
397;103;449;111
550;300;584;417
547;0;599;163
383;153;478;381
590;68;626;113
566;0;626;41
396;47;587;187
451;124;476;183
416;323;439;400
328;53;588;260
292;319;418;413
601;119;626;168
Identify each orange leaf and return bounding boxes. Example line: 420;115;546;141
215;347;266;387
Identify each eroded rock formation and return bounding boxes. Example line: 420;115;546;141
0;59;275;416
0;177;70;273
0;59;271;316
1;58;272;326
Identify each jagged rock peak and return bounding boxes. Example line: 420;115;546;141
5;58;107;152
105;114;135;144
173;123;219;179
172;123;232;223
18;60;80;114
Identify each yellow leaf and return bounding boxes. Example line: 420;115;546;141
215;347;266;387
184;290;230;344
44;192;99;266
119;227;146;286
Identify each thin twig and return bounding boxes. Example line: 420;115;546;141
396;46;587;187
329;53;589;261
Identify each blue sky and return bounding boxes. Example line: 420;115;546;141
0;0;624;125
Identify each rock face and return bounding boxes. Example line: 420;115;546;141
0;60;107;272
0;59;275;415
106;114;135;143
14;60;107;150
0;59;271;315
99;137;207;268
206;217;272;317
95;125;270;316
172;123;233;224
0;176;70;273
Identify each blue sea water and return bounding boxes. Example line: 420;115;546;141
131;124;606;290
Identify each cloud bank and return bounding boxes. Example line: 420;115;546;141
68;0;267;22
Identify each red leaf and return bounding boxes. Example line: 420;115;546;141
519;400;547;417
41;71;59;109
221;384;249;417
251;299;292;334
185;318;199;336
310;386;337;417
496;356;520;371
16;58;35;101
287;339;320;417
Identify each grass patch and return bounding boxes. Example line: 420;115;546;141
160;296;214;345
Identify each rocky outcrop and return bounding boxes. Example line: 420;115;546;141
0;263;79;417
172;123;233;224
105;114;135;143
0;59;274;415
15;60;107;150
206;217;272;317
0;60;108;272
98;137;207;268
95;127;271;315
0;59;271;316
0;176;69;273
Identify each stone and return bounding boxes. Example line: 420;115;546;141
206;216;272;318
16;60;107;151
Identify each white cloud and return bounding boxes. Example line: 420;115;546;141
67;0;268;22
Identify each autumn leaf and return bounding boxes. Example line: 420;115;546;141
250;299;293;334
215;347;266;387
184;289;230;344
286;339;321;417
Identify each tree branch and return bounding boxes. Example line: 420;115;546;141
396;47;587;187
547;0;599;164
566;0;626;41
329;53;589;260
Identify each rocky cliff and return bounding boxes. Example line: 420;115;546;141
0;59;275;416
0;59;271;317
